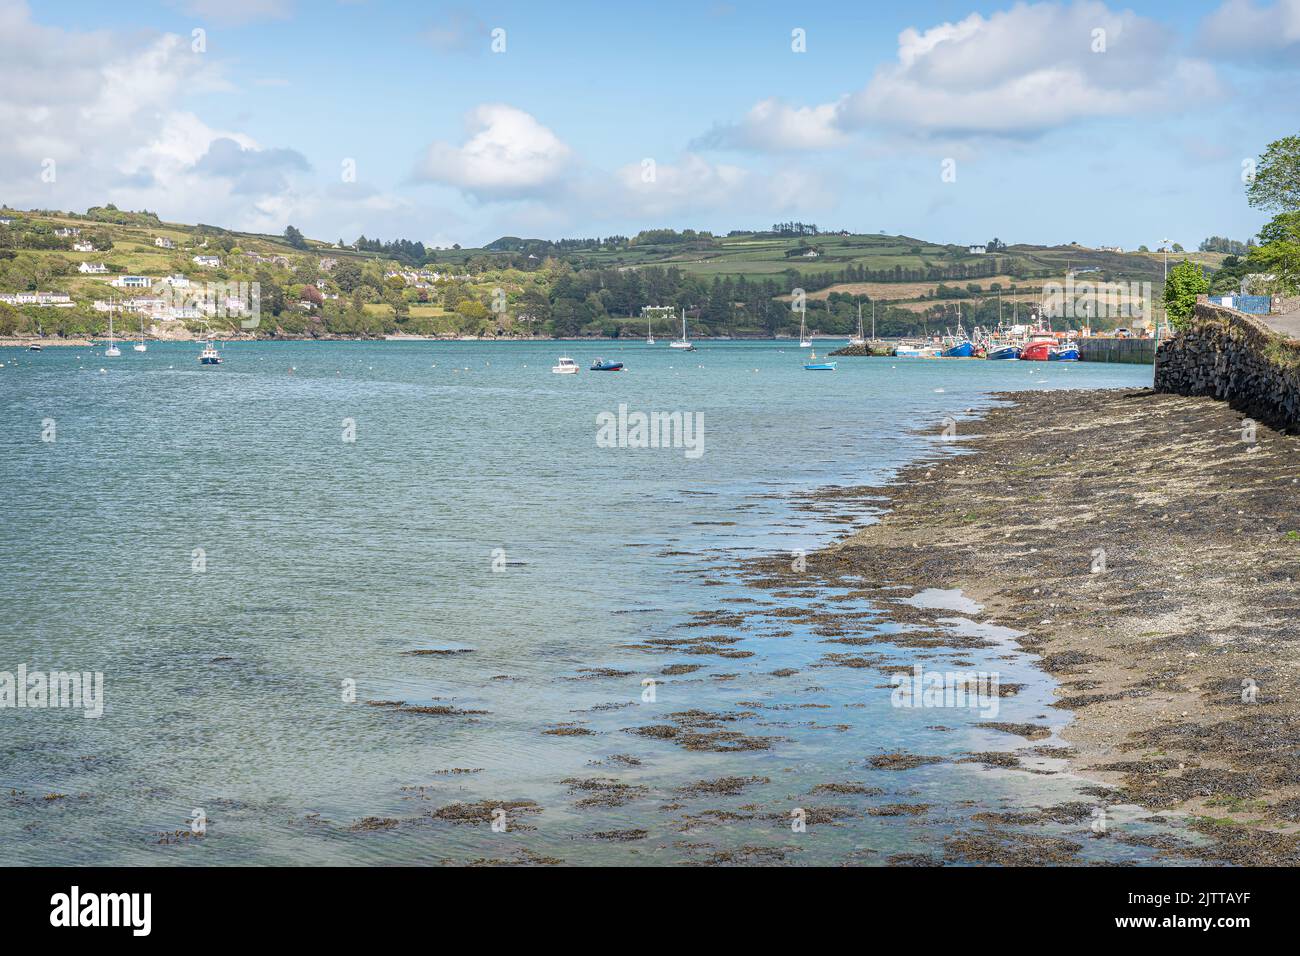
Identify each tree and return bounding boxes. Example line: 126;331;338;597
1246;210;1300;295
284;225;308;249
1248;135;1300;213
1163;260;1210;329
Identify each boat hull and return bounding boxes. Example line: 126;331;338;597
987;345;1021;360
1020;342;1052;361
941;342;975;358
199;356;221;365
1048;347;1080;361
803;362;836;371
590;363;624;371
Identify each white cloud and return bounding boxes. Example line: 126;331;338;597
842;2;1220;135
415;105;574;198
1198;0;1300;59
703;1;1221;147
694;97;848;152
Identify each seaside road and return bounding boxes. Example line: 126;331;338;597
1261;307;1300;340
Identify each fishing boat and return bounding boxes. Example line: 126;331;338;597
1020;331;1057;361
590;357;624;371
1049;341;1080;361
27;343;41;352
669;308;695;350
198;339;222;365
134;317;148;352
941;339;975;358
986;343;1022;360
551;355;579;374
803;348;836;371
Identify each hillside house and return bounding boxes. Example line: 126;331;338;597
54;227;80;238
193;254;221;268
0;291;73;307
110;275;152;288
78;261;108;274
72;240;95;252
967;244;987;254
154;236;175;249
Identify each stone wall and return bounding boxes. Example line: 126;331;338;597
1154;300;1300;431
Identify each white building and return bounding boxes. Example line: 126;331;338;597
78;262;108;274
967;244;987;255
110;275;152;288
154;236;175;249
1;291;73;307
54;227;81;238
193;254;221;268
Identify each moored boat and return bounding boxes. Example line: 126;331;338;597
987;344;1022;360
199;340;222;365
941;340;975;358
1049;342;1080;361
551;355;578;374
803;347;835;371
590;357;624;371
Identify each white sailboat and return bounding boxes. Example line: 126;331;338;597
134;317;147;352
798;311;812;349
645;309;655;345
669;308;694;350
849;302;866;347
104;299;121;357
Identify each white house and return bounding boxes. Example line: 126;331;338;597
193;254;221;268
801;249;819;258
161;274;191;288
78;262;108;274
967;244;987;255
110;275;152;288
0;217;14;226
73;240;95;252
1;291;73;307
54;227;81;238
154;236;175;249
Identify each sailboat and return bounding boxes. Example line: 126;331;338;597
104;300;121;356
798;311;812;349
669;308;694;350
849;302;866;347
645;309;655;345
134;317;148;352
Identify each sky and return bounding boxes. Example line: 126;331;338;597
2;0;1299;250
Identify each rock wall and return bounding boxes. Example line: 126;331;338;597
1154;301;1300;431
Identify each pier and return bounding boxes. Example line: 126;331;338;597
1078;337;1156;364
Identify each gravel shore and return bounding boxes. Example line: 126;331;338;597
752;387;1300;864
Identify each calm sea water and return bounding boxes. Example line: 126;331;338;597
0;340;1175;865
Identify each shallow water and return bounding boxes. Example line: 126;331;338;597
0;340;1186;864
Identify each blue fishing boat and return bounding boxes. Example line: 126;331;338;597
590;357;624;371
987;344;1022;360
1049;342;1080;361
803;348;836;371
941;340;975;358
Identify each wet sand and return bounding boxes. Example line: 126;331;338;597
749;387;1300;864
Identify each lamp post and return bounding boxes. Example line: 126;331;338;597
1159;238;1172;337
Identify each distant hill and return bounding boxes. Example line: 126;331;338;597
0;205;1226;342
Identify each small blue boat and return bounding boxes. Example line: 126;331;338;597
803;348;836;370
1048;344;1080;361
987;344;1021;360
941;341;975;358
590;358;624;371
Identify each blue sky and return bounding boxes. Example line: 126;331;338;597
4;0;1299;249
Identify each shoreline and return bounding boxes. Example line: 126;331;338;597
749;387;1300;864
